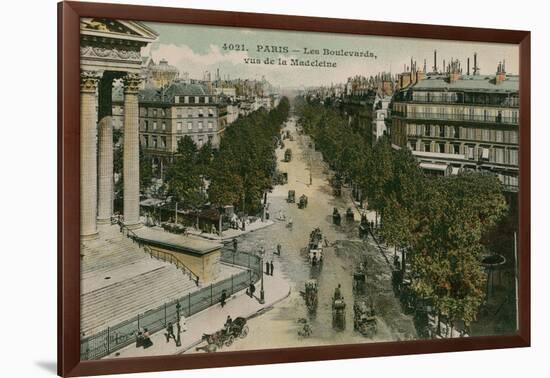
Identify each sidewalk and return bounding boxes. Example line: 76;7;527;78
106;261;291;359
186;218;275;243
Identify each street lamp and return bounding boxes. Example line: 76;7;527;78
259;256;265;304
175;301;182;347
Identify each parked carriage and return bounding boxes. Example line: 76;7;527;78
298;194;308;209
196;317;249;353
353;300;377;337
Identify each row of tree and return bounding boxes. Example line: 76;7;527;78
296;97;508;332
165;97;290;214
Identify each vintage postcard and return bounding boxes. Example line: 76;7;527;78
78;18;519;360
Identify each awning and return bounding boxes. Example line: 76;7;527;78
419;162;448;172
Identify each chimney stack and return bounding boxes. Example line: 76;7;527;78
467;57;470;75
495;60;506;84
433;50;437;72
473;52;480;75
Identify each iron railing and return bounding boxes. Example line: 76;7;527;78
80;249;262;360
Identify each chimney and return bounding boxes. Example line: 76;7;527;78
495;60;506;84
467;57;470;75
473;53;480;75
433;50;437;72
448;58;460;83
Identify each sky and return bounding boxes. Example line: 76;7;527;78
143;21;519;88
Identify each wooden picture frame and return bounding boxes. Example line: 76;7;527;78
58;1;531;376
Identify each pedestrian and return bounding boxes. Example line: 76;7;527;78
165;322;175;343
248;281;256;298
270;260;274;276
136;331;144;348
224;315;233;335
142;328;153;349
233;238;238;252
276;243;282;256
220;289;227;308
265;260;270;275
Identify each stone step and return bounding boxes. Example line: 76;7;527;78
81;266;198;334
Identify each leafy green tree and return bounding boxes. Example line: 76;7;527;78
165;136;205;208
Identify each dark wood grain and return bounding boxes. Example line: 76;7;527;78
58;1;531;376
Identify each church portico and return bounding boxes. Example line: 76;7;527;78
79;18;158;238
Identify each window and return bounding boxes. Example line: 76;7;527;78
439;126;445;138
152;136;157;148
208;108;214;117
198;121;203;130
509;149;519;165
184;96;189;104
467;145;475;159
177;122;182;131
454;126;460;138
438;143;445;153
495;148;504;163
208;121;213;130
483;109;489;121
424;125;431;137
205;96;209;104
153;109;158;117
187;122;193;130
496;130;503;143
453;144;460;154
153;121;157;130
424;143;431;152
195;96;199;104
512;110;519;123
482;129;490;141
144;120;149;131
199;109;204;117
177;108;182;118
208;135;213;143
175;96;180;104
162;122;166;131
160;136;166;148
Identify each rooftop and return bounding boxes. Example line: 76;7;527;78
410;74;519;93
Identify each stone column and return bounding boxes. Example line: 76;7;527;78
80;70;101;240
123;73;142;228
97;75;114;224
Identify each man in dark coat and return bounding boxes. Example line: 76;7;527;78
220;289;227;308
270;260;274;276
265;260;270;275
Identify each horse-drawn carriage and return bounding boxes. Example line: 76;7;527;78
298;194;308;209
196;317;249;353
284;148;292;162
332;296;346;331
353;300;377;337
308;228;324;266
287;190;296;203
301;279;319;313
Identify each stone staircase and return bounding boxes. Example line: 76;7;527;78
80;224;200;336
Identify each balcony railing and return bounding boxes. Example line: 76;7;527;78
393;111;518;125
